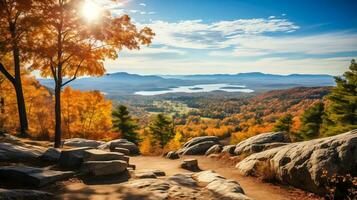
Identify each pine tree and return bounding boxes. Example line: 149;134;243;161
299;102;324;139
112;105;140;144
274;114;293;133
322;59;357;136
149;114;174;148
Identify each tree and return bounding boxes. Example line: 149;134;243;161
30;0;154;147
0;0;41;135
149;114;174;148
299;102;324;139
322;59;357;136
274;114;293;133
112;105;140;144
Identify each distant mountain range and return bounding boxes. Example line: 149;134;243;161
39;72;335;99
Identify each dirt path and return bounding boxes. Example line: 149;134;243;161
54;155;321;200
131;156;321;200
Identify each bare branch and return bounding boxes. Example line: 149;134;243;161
61;59;83;87
0;62;15;84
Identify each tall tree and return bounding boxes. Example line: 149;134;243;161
299;102;324;139
112;105;140;144
149;114;174;148
0;0;41;135
273;114;293;133
322;59;357;136
30;0;154;147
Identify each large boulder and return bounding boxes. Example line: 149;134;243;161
236;130;357;195
222;145;236;155
0;143;40;161
177;136;220;155
168;174;197;187
0;189;53;200
39;147;61;162
98;139;140;155
205;144;223;156
166;151;179;159
193;170;251;200
82;160;127;176
0;166;74;187
181;159;200;171
64;138;105;148
234;132;290;156
58;147;92;169
182;141;218;155
83;149;124;162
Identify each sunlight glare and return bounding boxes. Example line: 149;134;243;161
81;0;101;22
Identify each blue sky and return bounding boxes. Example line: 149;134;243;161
97;0;357;75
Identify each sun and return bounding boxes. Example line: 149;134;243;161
81;0;101;22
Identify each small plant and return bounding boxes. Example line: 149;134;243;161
322;170;357;200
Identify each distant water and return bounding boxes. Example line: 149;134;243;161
135;83;254;96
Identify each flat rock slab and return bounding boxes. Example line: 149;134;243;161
0;166;74;187
111;147;130;155
0;143;40;161
134;169;166;179
39;147;61;162
0;189;53;200
83;149;124;162
64;138;105;148
58;147;93;169
181;159;200;171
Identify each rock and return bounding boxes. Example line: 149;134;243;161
234;132;290;156
83;149;124;162
128;164;136;170
168;174;197;187
236;130;357;195
58;147;92;169
122;155;130;163
0;189;53;200
183;141;218;155
206;179;251;200
166;151;179;159
134;171;157;179
177;136;220;155
181;159;200;171
192;170;225;185
82;160;128;176
111;147;130;155
124;179;170;200
0;142;40;161
98;139;140;155
205;144;222;156
222;145;236;155
64;138;104;148
207;153;220;159
39;147;61;162
0;166;74;187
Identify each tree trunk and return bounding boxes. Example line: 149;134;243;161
14;80;28;136
54;82;62;148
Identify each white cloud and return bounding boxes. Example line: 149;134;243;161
130;9;138;13
268;16;276;19
139;3;146;6
148;11;155;15
140;11;146;15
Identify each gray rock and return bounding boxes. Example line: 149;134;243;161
82;160;127;176
0;143;40;161
134;169;166;179
236;130;357;195
234;132;290;156
182;136;220;149
192;170;225;185
111;147;130;155
205;144;223;156
168;174;197;187
222;145;236;155
181;159;200;171
83;149;124;162
0;189;53;200
64;138;104;148
166;151;179;159
58;147;92;169
98;139;140;155
39;147;61;162
177;136;220;155
0;166;74;187
183;141;218;155
124;179;170;200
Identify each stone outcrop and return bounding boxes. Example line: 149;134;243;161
236;130;357;195
0;166;74;187
83;149;124;162
0;143;41;161
64;138;105;148
0;189;53;200
39;147;61;162
98;139;140;155
177;136;220;155
234;132;290;156
82;160;128;176
166;151;179;159
222;145;237;155
58;147;92;169
181;159;200;171
112;147;130;155
205;144;222;156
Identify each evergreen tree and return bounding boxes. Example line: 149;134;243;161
323;59;357;136
299;102;324;139
149;114;174;148
112;105;140;144
274;114;293;133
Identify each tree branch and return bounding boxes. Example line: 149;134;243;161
0;62;15;84
61;60;83;87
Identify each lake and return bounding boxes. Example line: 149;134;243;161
134;83;254;96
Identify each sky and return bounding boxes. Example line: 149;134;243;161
96;0;357;75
